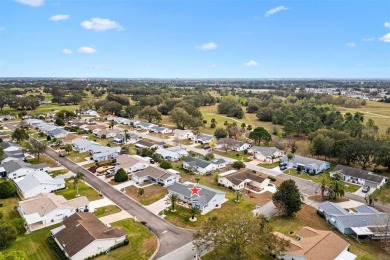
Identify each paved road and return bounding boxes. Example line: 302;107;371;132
5;123;193;259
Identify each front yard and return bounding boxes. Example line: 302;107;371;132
269;204;390;260
66;151;91;163
97;218;158;260
55;179;101;201
372;180;390;203
213;150;252;162
27;154;60;167
126;185;168;206
258;161;279;169
93;205;122;218
283;166;361;193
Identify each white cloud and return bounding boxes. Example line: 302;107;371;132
346;42;356;48
379;33;390;42
81;18;123;31
363;37;375;42
14;0;44;7
384;22;390;28
0;27;5;32
49;14;69;22
77;47;97;54
196;42;218;51
62;48;72;55
264;6;288;17
243;60;258;67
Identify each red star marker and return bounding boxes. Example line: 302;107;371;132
189;185;202;196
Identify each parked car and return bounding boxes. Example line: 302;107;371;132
279;166;287;171
279;162;287;167
203;145;211;150
362;186;370;193
59;153;65;157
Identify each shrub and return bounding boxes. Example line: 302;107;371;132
267;176;276;182
46;135;51;141
0;181;16;199
160;160;172;169
232;161;245;170
0;223;17;248
10;218;25;234
114;168;128;182
0;211;3;220
47;236;68;260
55;118;65;126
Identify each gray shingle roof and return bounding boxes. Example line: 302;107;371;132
335;214;389;228
168;182;224;207
282;155;327;169
250;146;280;157
183;157;212;168
354;205;380;214
318;201;349;216
0;142;20;149
332;165;386;184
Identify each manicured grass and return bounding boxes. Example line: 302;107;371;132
56;178;101;201
27;154;60;167
93;205;122;218
3;104;80;116
283;165;361;193
125;185;168;206
165;199;256;229
67;151;91;162
213;150;252;162
97;218;158;260
49;169;69;176
0;196;21;220
258;161;280;169
0;224;61;260
269;204;390;260
372;180;390;203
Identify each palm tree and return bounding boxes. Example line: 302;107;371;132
65;144;73;155
234;190;243;202
195;177;201;184
110;120;115;129
189;205;201;221
166;193;179;212
270;155;277;164
320;177;327;198
365;193;375;206
328;180;345;200
137;188;144;197
71;172;84;197
124;129;128;144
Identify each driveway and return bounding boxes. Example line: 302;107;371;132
99;210;134;224
252;201;277;218
353;186;376;197
145;195;169;215
113;180;137;191
89;197;115;212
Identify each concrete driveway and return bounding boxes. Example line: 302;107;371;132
89;197;115;212
145;195;170;215
353;186;376;197
252;201;277;218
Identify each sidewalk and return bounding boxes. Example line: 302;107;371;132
99;210;134;225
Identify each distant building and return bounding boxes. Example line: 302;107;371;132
330;165;387;189
281;155;330;174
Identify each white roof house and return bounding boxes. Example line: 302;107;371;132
72;138;97;152
92;147;121;162
18;193;89;231
173;129;194;140
281;155;330;175
150;126;172;134
155;147;189;161
132;166;179;186
0;160;49;180
113;154;150;173
15;171;65;198
247;146;284;162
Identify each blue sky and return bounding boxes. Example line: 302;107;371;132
0;0;389;78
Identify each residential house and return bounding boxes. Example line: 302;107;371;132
281;155;330;174
155;147;189;161
330;165;388;189
113;134;126;144
113;154;150;173
318;201;390;239
92;147;121;162
15;171;65;198
51;212;126;260
150;126;172;134
0;160;49;179
247;146;284;162
274;227;356;260
183;157;228;174
173;129;194;140
135;122;157;131
122;119;140;126
168;182;226;214
95;129;118;139
216;138;251;151
47;128;69;139
0;142;22;152
218;169;270;191
192;133;215;144
62;134;82;145
2;150;26;163
72;138;96;152
18;193;89;231
134;140;157;149
132;166;179;186
79;109;100;117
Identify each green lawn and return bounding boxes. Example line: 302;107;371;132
3;103;80;116
49;169;69;176
27;155;59;167
93;205;122;218
56;179;101;201
0;224;61;260
283;165;361;193
213;150;252;162
269;204;390;260
372;180;390;203
258;161;280;169
0;196;21;220
97;219;158;260
165;199;255;229
67;151;91;162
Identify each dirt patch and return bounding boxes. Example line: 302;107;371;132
87;161;114;173
242;190;273;206
308;195;349;203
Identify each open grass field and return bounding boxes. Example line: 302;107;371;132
337;100;390;134
0;196;20;220
372;180;390;204
27;154;60;167
270;204;390;260
93;205;122;218
56;179;101;201
0;224;61;260
3;103;80;116
126;185;168;206
98;218;158;260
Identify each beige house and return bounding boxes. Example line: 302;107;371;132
218;169;270;191
113;154;150;173
173;129;194;140
18;193;89;231
274;227;356;260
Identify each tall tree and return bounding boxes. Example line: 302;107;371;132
71;172;84;197
26;139;47;161
193;212;287;259
166;193;179;212
11;128;29;143
169;107;191;129
249;127;271;145
139;106;162;123
272;179;302;217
